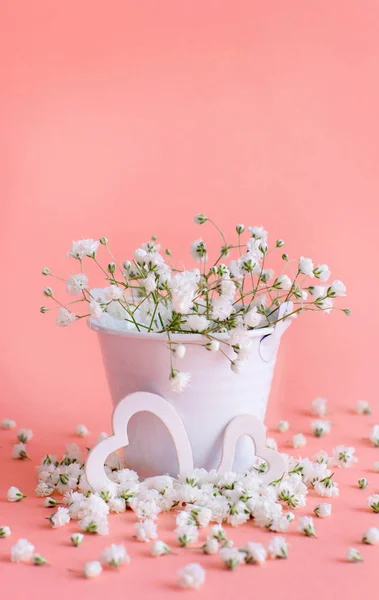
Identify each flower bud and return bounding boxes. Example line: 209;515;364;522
107;262;116;274
282;253;289;261
236;224;245;234
194;213;207;224
165;248;172;256
40;306;48;313
32;553;47;566
209;266;218;275
43;287;53;297
358;478;368;489
41;267;50;276
100;236;108;245
343;308;351;316
276;239;284;248
123;260;131;270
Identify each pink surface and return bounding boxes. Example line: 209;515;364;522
1;0;379;598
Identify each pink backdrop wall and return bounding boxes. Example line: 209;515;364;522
1;1;379;432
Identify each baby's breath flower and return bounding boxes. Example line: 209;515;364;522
219;547;245;570
311;420;331;438
206;340;220;352
12;442;29;459
297;516;316;537
99;544;130;569
71;533;84;547
373;461;379;472
314;503;332;518
68;239;99;260
168;370;191;393
75;424;89;438
277;420;290;433
327;280;346;297
314;474;339;497
231;360;244;375
273;275;292;290
366;494;379;513
7;486;25;502
10;539;35;562
44;497;58;508
174;344;186;359
201;538;219;555
241;542;267;565
56;307;76;327
0;526;11;538
32;553;47;566
177;563;205;589
292;433;307;448
236;224;245;234
134;519;158;542
299;257;314;276
66;273;88;296
48;506;70;528
362;527;379;545
311;396;328;417
356;400;371;415
1;418;16;429
194;213;207;224
191;238;207;261
346;547;362;563
267;536;288;559
358;478;368;490
266;438;278;451
332;446;358;468
83;561;102;578
313;264;330;281
175;524;198;547
369;425;379;447
151;540;172;557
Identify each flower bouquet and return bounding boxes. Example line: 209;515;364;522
41;214;349;477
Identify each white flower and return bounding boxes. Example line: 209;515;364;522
78;514;109;536
332;445;358;468
266;438;278;451
242;542;267;565
194;213;207;224
277;420;290;432
36;482;54;497
317;297;333;313
311;397;328;417
142;274;157;293
49;506;70;528
313;450;330;464
308;285;326;299
75;424;89;437
68;239;99;260
362;527;379;545
314;474;339;497
151;540;171;556
168;370;191;393
355;400;371;415
191;238;207;262
7;486;25;502
17;428;33;443
267;536;288;559
71;533;84;547
314;503;332;518
369;425;379;447
231;360;244;375
186;314;209;332
244;307;263;328
174;344;186;359
299;256;314;276
328;279;346;297
103;285;123;301
175;524;198;547
12;443;29;459
297;516;316;537
211;296;234;321
99;544;130;568
273;274;292;290
366;494;379;513
89;301;103;319
1;418;16;429
373;461;379;472
177;563;205;589
66;273;88;296
313;264;330;281
202;538;219;554
219;547;245;570
11;538;35;563
0;526;11;538
248;225;267;241
134;519;158;542
210;524;228;542
56;307;76;327
311;420;331;438
346;547;362;563
206;340;220;352
108;497;126;513
31;553;47;566
83;561;103;578
358;478;368;489
292;433;306;448
170;270;199;314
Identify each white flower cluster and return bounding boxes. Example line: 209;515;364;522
41;216;349;390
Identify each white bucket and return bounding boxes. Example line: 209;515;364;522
89;301;292;478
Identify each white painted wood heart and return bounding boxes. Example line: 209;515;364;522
85;391;287;491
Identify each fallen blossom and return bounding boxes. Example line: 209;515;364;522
151;540;172;556
297;516;316;537
7;486;25;502
277;420;290;433
135;519;158;542
311;397;328;417
75;424;89;437
219;547;245;570
0;526;11;538
346;547;362;563
355;400;371;415
267;536;289;559
292;433;307;448
1;418;16;429
362;527;379;545
71;533;84;547
366;494;379;513
10;539;35;563
314;503;332;518
83;561;102;578
177;563;206;589
99;543;130;568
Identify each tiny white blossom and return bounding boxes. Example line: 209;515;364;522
56;307;76;327
151;540;171;556
206;340;220;352
373;461;379;472
89;300;103;319
66;273;88;296
99;544;130;568
299;256;314;276
267;536;288;559
313;264;330;281
311;420;331;438
273;274;292;290
186;314;209;332
31;553;47;566
358;478;368;490
75;424;89;437
71;533;84;547
12;442;29;459
191;238;207;262
311;396;328;417
202;538;219;554
174;344;186;359
366;494;379;513
49;506;70;528
210;524;228;542
83;561;103;578
175;524;198;547
369;425;379;447
292;433;307;448
241;542;267;565
0;526;11;538
108;497;126;513
328;279;346;297
314;474;339;497
168;370;191;393
177;563;206;589
1;418;16;429
297;516;316;537
68;239;99;260
355;400;371;415
314;503;332;518
346;547;362;563
7;486;25;502
135;519;158;542
362;527;379;545
332;445;358;468
248;225;268;241
219;547;245;570
277;420;290;433
103;285;123;301
244;306;263;328
17;428;33;443
231;360;244;375
266;438;278;451
11;538;35;563
194;213;207;224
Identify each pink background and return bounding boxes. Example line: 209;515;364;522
1;1;379;598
